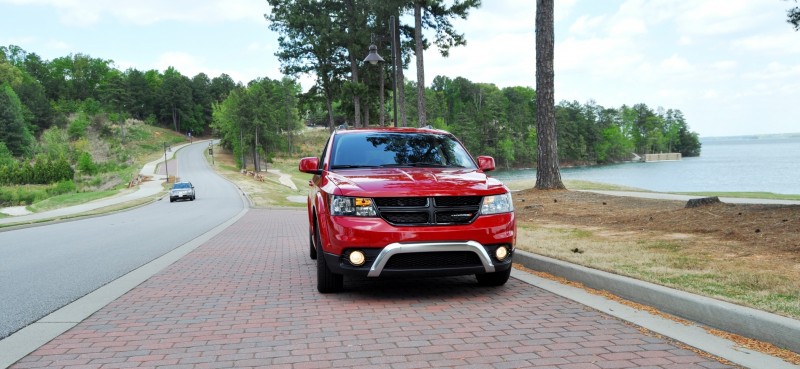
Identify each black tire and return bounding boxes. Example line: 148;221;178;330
309;230;317;260
476;268;511;286
169;198;174;203
314;220;342;293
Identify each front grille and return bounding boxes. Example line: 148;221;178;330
382;212;429;224
374;196;482;226
374;197;429;207
383;251;482;269
434;196;482;207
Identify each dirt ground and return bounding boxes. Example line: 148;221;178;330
514;189;800;276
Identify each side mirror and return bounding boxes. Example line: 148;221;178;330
477;156;495;172
299;157;322;175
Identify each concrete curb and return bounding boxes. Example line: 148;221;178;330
514;250;800;354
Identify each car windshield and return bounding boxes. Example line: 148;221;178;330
173;183;191;189
331;132;476;170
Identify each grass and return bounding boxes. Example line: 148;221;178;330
505;179;800;201
674;191;800;200
505;179;651;192
27;190;121;212
515;223;800;319
208;148;307;209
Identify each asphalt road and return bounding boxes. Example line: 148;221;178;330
0;142;246;339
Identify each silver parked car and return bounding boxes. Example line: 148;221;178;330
169;181;195;202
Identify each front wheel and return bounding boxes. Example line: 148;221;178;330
476;268;511;286
314;221;342;293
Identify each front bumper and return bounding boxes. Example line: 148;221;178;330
323;240;514;278
319;212;515;278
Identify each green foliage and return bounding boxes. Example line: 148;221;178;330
48;179;77;196
67;112;90;139
0;157;73;185
0;143;15;167
80;98;102;115
76;151;97;175
212;78;301;168
0;82;34;156
0;185;48;206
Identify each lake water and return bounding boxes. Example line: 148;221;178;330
492;136;800;195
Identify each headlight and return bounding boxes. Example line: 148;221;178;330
330;195;377;217
481;193;513;215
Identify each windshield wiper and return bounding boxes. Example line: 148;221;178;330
332;164;379;169
407;162;458;167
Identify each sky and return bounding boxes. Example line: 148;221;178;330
1;0;798;138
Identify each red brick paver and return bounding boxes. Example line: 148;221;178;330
12;209;738;368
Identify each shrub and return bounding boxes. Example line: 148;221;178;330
47;180;77;196
77;152;97;175
68;113;90;139
0;185;48;206
80;98;101;116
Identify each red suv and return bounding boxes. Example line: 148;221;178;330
299;127;516;293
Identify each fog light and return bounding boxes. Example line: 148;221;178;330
348;250;366;266
495;246;509;261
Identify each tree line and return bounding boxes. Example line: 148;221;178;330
265;0;701;169
2;2;701;180
407;76;700;168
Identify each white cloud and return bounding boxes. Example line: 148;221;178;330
659;55;693;74
702;90;719;99
732;33;800;55
154;52;208;77
743;62;800;80
608;18;646;36
2;0;267;26
712;61;737;70
556;36;642;75
554;0;578;22
44;39;70;51
568;15;605;35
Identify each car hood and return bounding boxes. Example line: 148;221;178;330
325;167;507;197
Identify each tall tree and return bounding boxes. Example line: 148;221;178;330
409;0;480;128
0;83;34;156
267;0;348;132
342;0;369;128
159;67;193;133
413;2;427;127
191;72;213;132
210;73;237;101
534;0;564;189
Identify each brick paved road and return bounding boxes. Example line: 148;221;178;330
12;209;737;368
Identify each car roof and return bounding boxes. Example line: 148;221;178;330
333;126;451;136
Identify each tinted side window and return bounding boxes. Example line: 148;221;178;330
318;134;332;170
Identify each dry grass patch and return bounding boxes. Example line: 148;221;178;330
209;147;306;208
516;220;800;319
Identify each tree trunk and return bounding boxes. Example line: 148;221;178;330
377;54;386;126
394;15;408;127
253;125;260;172
323;76;336;133
350;54;362;128
326;96;335;132
171;105;178;132
345;0;362;128
414;2;427;127
534;0;565;190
